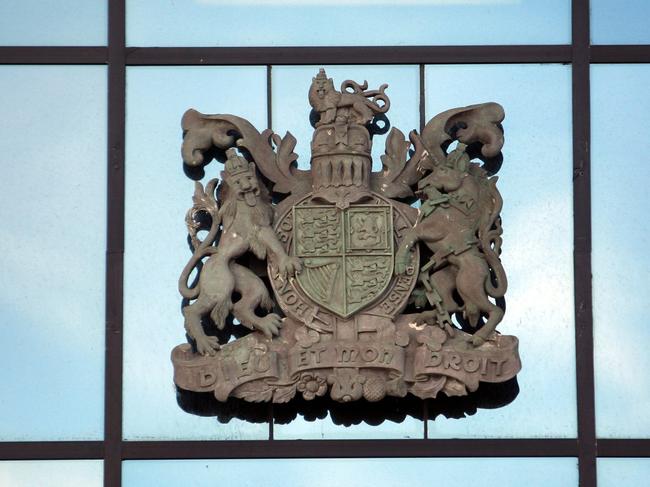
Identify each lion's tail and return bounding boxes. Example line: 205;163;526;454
179;179;221;300
178;247;217;300
480;177;508;299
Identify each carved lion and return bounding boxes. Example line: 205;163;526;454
179;149;302;355
308;68;389;127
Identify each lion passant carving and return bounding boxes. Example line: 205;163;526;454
172;70;521;406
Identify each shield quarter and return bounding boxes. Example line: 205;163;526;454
293;204;393;318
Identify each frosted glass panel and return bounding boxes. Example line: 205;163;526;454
123;66;270;440
0;1;106;46
423;64;575;437
592;64;650;438
127;0;570;47
591;0;650;44
0;66;106;440
272;64;420;439
124;458;578;487
598;458;650;486
0;461;102;487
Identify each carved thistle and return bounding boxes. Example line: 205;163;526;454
172;69;521;405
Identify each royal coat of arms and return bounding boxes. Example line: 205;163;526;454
172;69;521;405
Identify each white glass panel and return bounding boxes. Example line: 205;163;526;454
0;66;106;440
591;0;650;45
598;458;650;486
0;1;106;46
127;0;570;47
123;66;270;440
592;64;650;438
271;64;422;439
0;461;102;487
124;458;578;487
423;64;576;438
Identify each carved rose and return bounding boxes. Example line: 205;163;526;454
297;373;327;400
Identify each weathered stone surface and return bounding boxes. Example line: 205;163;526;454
172;69;520;406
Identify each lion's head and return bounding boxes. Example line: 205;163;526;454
221;161;261;207
219;161;273;232
309;70;340;112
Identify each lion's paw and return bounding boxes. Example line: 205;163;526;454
255;313;284;339
196;335;220;356
278;256;302;279
470;334;486;347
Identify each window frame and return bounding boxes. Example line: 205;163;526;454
1;1;650;486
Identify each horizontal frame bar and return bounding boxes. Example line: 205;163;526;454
597;440;650;457
591;45;650;63
0;442;104;460
4;439;650;461
2;45;650;66
122;439;579;460
125;45;572;65
0;47;107;64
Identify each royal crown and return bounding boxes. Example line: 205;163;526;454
224;147;250;176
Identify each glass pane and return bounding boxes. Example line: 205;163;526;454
598;458;650;486
592;64;650;438
591;0;650;45
0;66;106;441
127;0;570;47
271;64;422;439
423;64;576;437
124;458;578;486
123;66;270;440
0;1;106;46
0;461;102;487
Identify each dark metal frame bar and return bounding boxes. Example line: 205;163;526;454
4;45;650;66
1;0;650;486
104;1;126;486
572;1;597;485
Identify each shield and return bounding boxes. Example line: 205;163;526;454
293;204;394;318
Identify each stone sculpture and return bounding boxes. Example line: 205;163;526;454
172;70;521;404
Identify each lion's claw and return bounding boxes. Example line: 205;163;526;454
470;335;486;347
278;256;302;280
196;335;220;356
255;313;284;339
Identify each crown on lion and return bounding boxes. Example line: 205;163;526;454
224;148;250;176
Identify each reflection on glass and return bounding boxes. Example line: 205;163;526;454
123;66;270;440
271;64;423;439
422;64;576;438
598;458;650;486
124;458;578;486
591;0;650;45
0;0;106;46
0;461;102;487
592;64;650;438
126;0;570;47
0;66;106;441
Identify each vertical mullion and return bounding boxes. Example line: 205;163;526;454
572;1;596;486
106;0;126;486
419;64;425;134
419;63;428;440
267;64;274;441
